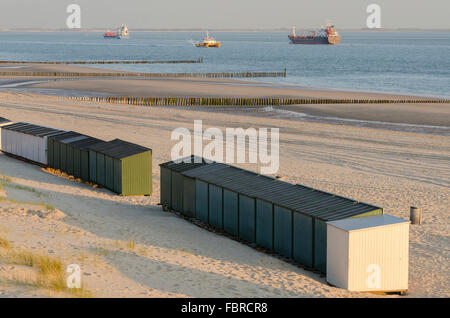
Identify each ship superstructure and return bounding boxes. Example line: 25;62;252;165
104;24;130;39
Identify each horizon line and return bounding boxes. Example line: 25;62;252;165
1;27;450;32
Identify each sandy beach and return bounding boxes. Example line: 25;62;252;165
0;86;449;297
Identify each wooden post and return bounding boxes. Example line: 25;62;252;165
410;207;423;225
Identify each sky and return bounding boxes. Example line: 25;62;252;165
0;0;449;30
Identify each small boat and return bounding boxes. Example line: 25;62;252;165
195;31;221;48
104;24;130;39
288;24;341;45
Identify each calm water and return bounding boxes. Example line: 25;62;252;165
0;31;449;98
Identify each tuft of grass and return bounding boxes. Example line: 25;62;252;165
42;202;55;211
0;174;12;183
0;236;11;249
95;247;110;257
8;184;43;197
126;238;136;250
1;249;92;297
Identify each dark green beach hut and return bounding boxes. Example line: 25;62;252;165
159;156;212;217
48;131;83;170
89;139;152;196
67;136;106;181
178;158;383;273
270;185;383;272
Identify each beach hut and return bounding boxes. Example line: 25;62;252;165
0;122;66;165
67;136;106;181
182;164;276;244
327;215;409;293
47;132;106;180
159;156;213;217
0;118;12;151
89;139;152;196
180;159;383;273
270;185;383;272
47;131;85;170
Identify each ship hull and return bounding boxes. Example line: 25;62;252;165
195;43;221;48
104;35;129;39
288;35;341;45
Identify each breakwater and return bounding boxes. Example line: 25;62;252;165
64;96;450;106
0;58;204;64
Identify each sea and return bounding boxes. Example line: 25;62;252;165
0;31;449;135
0;31;449;98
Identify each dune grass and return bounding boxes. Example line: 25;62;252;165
0;174;11;183
0;247;92;297
0;235;11;249
126;238;136;250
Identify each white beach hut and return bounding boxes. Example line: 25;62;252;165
1;122;66;165
0;118;13;151
327;214;409;293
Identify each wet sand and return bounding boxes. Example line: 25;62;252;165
0;76;448;130
13;77;450;131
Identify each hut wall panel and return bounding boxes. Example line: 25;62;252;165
96;153;106;187
121;151;152;196
293;212;314;267
66;145;75;175
60;142;68;172
347;223;409;291
81;150;90;181
182;177;196;217
89;151;97;183
47;139;55;167
105;156;115;191
113;159;122;194
160;167;172;208
195;180;209;223
0;123;12;151
171;172;184;212
54;142;61;169
274;206;293;258
3;130;45;164
73;147;81;178
208;184;223;230
238;195;255;243
223;189;239;236
256;199;274;251
314;219;328;272
0;128;8;152
326;227;349;289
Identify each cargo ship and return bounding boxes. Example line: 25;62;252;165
195;32;221;48
104;24;130;39
288;25;341;45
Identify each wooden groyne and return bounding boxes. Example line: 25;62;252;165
64;96;450;106
0;70;287;79
0;58;204;65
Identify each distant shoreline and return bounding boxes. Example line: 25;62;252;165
1;28;450;33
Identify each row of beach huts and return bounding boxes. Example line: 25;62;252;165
0;117;152;196
0;117;409;294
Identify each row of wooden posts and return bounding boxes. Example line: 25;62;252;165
0;69;287;78
0;58;204;65
64;96;450;106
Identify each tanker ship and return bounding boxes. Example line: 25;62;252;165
288;25;341;45
104;24;130;39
